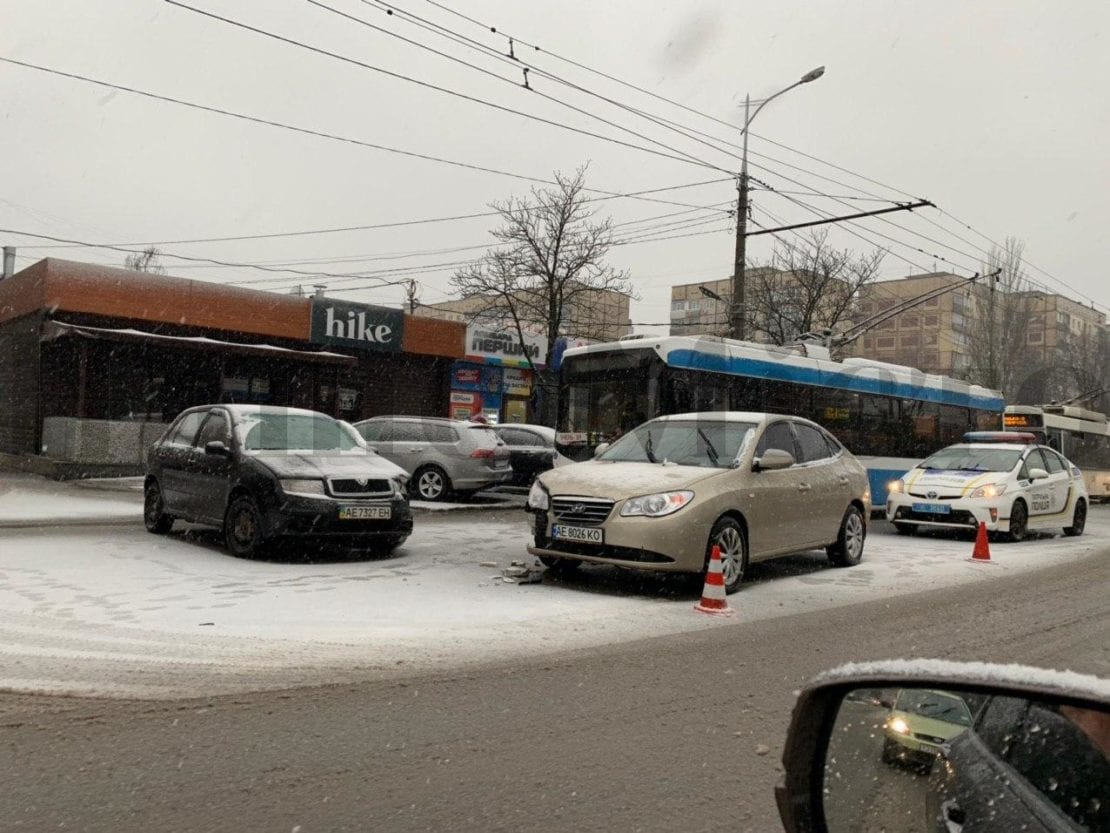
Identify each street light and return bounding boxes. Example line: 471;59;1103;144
730;66;825;341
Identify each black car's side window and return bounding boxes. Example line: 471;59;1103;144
165;411;206;448
196;411;231;449
755;422;798;461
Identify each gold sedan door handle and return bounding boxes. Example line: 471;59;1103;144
797;483;812;493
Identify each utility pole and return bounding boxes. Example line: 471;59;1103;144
730;95;752;342
406;279;418;314
729;66;825;341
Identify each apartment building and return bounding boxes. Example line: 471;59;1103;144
419;285;632;344
669;268;852;343
844;273;1106;395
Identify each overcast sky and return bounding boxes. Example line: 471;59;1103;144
2;0;1107;332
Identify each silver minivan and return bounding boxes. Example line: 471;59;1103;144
354;416;512;501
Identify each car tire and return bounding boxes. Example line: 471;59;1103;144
827;505;866;567
412;466;451;502
538;555;580;573
894;522;917;536
143;480;174;534
1007;499;1029;543
224;495;269;559
1064;498;1087;537
707;516;748;595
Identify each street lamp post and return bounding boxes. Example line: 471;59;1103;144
730;66;825;341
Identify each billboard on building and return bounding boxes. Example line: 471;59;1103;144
464;320;546;368
310;299;404;352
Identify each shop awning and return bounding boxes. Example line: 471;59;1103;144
41;321;357;366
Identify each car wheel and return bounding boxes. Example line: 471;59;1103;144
412;466;451;501
143;480;174;534
707;517;748;595
894;522;917;536
1064;498;1087;537
224;495;268;558
1007;499;1029;543
827;505;866;567
538;555;580;572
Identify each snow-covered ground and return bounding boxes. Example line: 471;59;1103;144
0;474;1106;698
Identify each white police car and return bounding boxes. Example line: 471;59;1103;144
887;432;1089;541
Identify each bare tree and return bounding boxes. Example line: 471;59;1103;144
1057;326;1110;409
745;229;884;345
965;237;1042;398
124;246;166;274
451;168;634;424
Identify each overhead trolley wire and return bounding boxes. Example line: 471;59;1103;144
302;0;734;174
163;1;729;173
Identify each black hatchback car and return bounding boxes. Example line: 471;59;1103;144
144;405;413;557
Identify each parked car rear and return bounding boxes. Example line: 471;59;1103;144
354;416;512;501
492;424;556;486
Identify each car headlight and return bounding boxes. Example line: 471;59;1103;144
887;479;904;495
970;482;1007;499
620;491;694;517
279;478;326;496
527;480;549;510
888;717;910;735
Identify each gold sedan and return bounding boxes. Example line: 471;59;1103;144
527;412;871;593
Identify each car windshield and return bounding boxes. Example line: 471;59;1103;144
918;446;1022;473
598;420;756;468
238;413;361;452
894;689;973;726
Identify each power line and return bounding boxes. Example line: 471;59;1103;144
350;0;760;172
163;1;728;173
303;0;733;173
419;0;773;137
0;226;422;285
406;0;1096;312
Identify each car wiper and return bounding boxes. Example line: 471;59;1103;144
644;430;657;464
697;428;719;467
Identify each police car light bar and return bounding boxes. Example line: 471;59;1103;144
962;431;1038;443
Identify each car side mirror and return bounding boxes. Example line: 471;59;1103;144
1028;467;1049;481
754;448;795;471
776;661;1110;833
593;442;610;458
205;440;230;456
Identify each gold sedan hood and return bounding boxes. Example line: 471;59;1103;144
537;460;727;499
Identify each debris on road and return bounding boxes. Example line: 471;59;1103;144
500;560;544;585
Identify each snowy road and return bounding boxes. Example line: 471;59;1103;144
1;479;1107;697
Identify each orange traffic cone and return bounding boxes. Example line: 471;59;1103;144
970;522;992;563
695;545;734;616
